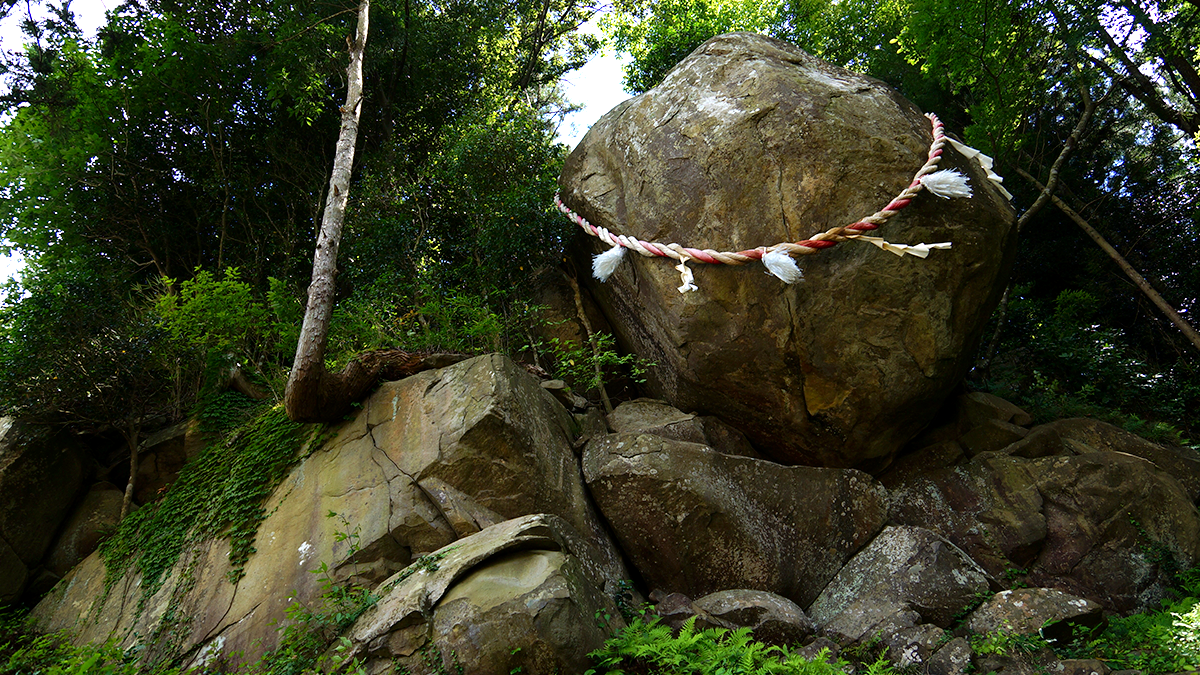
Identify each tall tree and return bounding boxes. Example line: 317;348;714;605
284;0;382;422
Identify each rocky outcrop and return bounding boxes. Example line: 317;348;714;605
886;446;1200;613
692;590;816;646
559;32;1016;469
32;355;626;667
0;417;88;603
607;398;762;458
45;482;124;577
133;421;207;505
1004;417;1200;501
582;432;887;607
965;588;1105;646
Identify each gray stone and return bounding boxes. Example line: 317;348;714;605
966;588;1105;647
808;525;989;641
46;482;125;577
885;449;1200;614
32;355;628;668
882;623;945;669
1003;418;1200;501
928;636;973;675
0;418;87;603
559;32;1016;469
693;589;816;647
583;432;888;607
343;514;623;675
960;419;1028;457
134;420;207;504
960;392;1033;428
607;399;762;458
1057;659;1112;675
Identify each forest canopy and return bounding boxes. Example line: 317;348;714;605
0;0;1196;445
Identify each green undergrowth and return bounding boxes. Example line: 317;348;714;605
585;616;896;675
1051;568;1200;672
1;608;181;675
98;400;321;609
255;545;450;675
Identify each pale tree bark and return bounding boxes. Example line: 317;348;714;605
1016;167;1200;355
561;270;613;414
119;421;140;520
284;0;462;422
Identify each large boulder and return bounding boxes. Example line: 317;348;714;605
607;398;763;458
45;482;125;577
582;432;888;607
133;421;207;505
965;588;1104;646
342;514;623;675
558;32;1016;469
0;417;88;603
33;355;627;666
1003;418;1200;501
691;590;816;647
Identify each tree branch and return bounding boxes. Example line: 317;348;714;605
1015;167;1200;354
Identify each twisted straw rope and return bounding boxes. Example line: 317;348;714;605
555;112;949;265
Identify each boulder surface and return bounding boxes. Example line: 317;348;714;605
582;431;888;606
343;514;622;675
886;447;1200;613
32;355;626;667
559;32;1016;469
808;525;990;641
0;418;87;603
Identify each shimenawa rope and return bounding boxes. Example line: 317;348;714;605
555;113;1001;293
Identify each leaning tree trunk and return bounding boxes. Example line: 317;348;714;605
284;0;462;422
1017;167;1200;354
284;0;372;423
119;420;141;520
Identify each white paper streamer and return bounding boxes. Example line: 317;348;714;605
921;169;973;199
946;138;1014;200
762;249;804;284
675;258;698;293
853;236;953;258
592;245;626;281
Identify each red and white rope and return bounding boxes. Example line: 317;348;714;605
556;113;968;290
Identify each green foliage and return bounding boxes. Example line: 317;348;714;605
154;268;270;359
602;0;780;93
978;286;1197;446
0;253;182;428
2;0;601;424
98;404;314;605
545;330;653;395
341;103;572;361
586;616;894;675
968;629;1051;656
1045;565;1200;673
1056;595;1200;672
0;609;180;675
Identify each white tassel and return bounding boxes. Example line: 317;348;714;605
592;245;626;282
762;250;804;284
921;169;973;199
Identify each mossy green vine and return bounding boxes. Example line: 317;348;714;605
98;400;319;607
